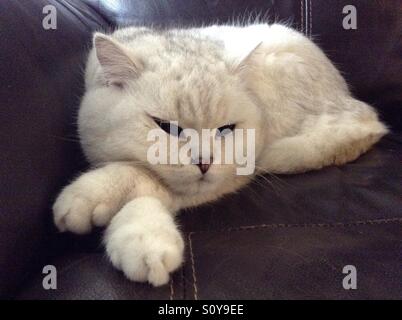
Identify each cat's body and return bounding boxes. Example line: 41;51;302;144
53;24;387;286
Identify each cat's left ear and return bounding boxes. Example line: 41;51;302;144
233;42;263;73
93;33;143;86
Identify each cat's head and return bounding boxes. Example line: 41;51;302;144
78;30;264;198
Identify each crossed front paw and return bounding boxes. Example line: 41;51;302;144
105;221;184;286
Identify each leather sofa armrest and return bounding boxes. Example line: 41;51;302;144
0;0;108;298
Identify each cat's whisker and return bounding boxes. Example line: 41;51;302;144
49;135;81;143
243;182;267;203
254;174;283;197
254;165;294;190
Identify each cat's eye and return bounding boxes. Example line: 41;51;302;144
216;124;236;137
153;118;183;137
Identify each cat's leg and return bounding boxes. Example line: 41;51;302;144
259;106;388;174
104;197;184;286
54;163;183;286
53;162;172;234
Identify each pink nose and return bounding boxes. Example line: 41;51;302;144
197;163;210;174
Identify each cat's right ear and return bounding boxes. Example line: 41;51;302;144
93;33;143;86
233;42;263;74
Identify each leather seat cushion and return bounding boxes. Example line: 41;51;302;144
17;134;402;299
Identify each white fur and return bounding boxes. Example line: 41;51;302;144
105;197;184;286
53;23;388;286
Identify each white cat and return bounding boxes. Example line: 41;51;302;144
53;24;388;286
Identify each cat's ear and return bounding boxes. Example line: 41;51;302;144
234;42;263;73
93;33;143;86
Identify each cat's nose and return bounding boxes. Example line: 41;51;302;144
197;163;211;174
195;157;213;174
197;163;210;175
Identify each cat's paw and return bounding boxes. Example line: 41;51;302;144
53;180;121;234
106;228;184;286
105;197;184;286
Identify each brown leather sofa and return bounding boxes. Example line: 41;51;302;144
0;0;401;299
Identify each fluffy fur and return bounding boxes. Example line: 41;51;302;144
53;23;388;286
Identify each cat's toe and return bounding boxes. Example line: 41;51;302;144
53;195;93;234
145;244;184;286
146;257;170;286
91;203;115;226
132;245;183;286
53;179;121;234
53;191;115;234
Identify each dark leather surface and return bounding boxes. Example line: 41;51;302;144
17;135;402;300
0;0;105;298
0;0;401;299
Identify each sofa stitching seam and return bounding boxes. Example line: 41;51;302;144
187;218;402;235
169;276;174;300
309;0;312;37
301;0;304;34
182;265;186;300
305;0;309;36
181;218;402;299
188;232;198;300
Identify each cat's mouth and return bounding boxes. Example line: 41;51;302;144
198;174;211;183
196;175;218;191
